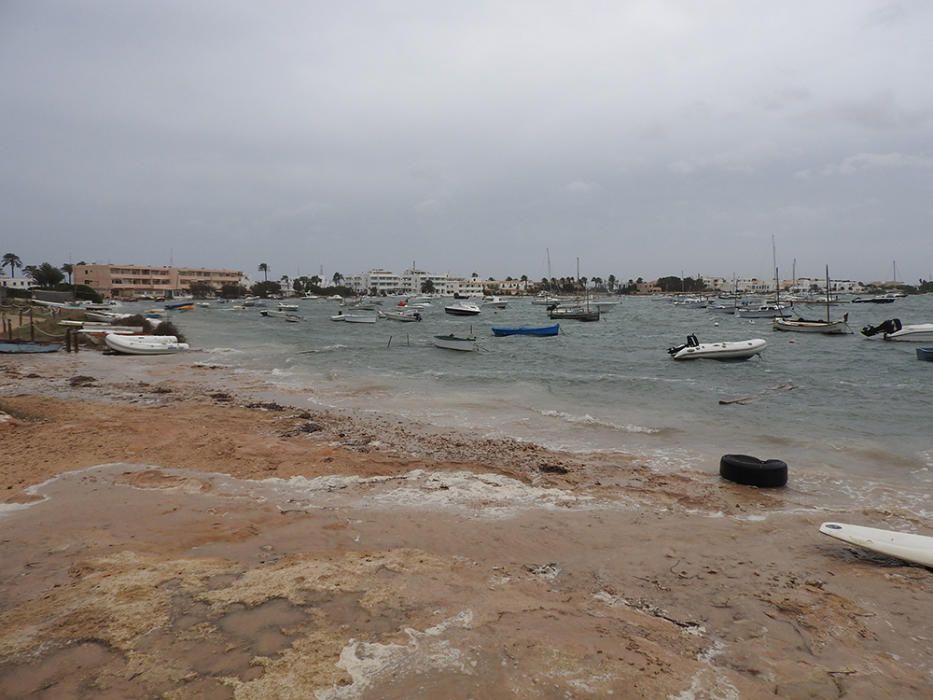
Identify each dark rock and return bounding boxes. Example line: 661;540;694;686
210;392;233;402
151;386;172;394
246;401;285;411
539;464;569;474
68;375;96;387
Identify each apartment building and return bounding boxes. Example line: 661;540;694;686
75;263;243;298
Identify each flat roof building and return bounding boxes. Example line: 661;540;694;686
75;264;242;298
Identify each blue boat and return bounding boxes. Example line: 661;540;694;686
917;347;933;362
491;324;560;337
0;340;62;354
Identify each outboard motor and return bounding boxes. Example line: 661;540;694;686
861;318;901;337
668;334;700;355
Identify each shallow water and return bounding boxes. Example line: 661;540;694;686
131;295;932;512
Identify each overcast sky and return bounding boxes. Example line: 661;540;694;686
2;1;931;283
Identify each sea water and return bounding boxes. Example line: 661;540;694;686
138;295;932;518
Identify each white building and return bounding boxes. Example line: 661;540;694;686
0;275;34;290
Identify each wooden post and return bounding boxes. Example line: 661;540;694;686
65;328;71;353
29;308;35;341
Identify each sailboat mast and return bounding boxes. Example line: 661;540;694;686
825;264;830;323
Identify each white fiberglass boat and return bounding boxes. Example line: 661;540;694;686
432;334;477;351
444;301;481;316
861;319;933;342
482;296;509;309
667;335;767;361
735;304;792;319
378;309;422;322
104;334;189;355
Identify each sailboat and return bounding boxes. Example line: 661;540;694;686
736;239;793;319
547;258;600;321
773;266;851;334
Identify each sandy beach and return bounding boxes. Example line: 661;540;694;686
1;352;930;699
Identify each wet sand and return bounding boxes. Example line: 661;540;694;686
1;353;931;698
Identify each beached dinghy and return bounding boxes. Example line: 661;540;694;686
104;334;189;355
861;318;933;342
668;335;767;360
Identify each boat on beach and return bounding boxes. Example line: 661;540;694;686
861;319;933;342
432;334;478;351
104;334;189;355
0;339;63;354
491;324;559;337
667;335;767;360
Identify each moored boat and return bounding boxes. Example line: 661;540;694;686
861;319;933;342
916;347;933;362
378;309;422;322
432;334;477;351
444;301;481;316
735;304;792;319
667;335;767;360
547;305;599;321
773;317;852;334
852;295;895;304
492;324;559;337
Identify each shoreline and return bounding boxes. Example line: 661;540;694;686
1;352;931;698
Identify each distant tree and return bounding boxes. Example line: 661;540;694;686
279;274;290;291
293;278;305;293
62;263;74;285
250;280;282;298
310;275;322;289
421;278;436;294
332;272;343;286
221;283;248;299
31;262;65;288
2;253;22;278
188;281;215;299
607;274;616;292
258;262;269;281
471;272;478;278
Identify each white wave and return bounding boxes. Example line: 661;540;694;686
539;409;663;434
203;347;243;354
298;344;349;354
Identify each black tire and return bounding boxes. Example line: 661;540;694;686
720;454;787;488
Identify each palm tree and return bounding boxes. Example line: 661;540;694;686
62;263;74;285
258;262;269;281
2;253;22;278
332;272;343;286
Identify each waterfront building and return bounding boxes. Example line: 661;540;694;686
74;263;243;298
0;275;34;290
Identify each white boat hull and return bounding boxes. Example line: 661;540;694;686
772;318;851;335
432;335;477;351
671;338;767;360
444;303;481;316
885;325;933;342
820;522;933;567
104;334;189;355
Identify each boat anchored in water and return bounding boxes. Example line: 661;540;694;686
861;318;933;342
444;301;481;316
432;334;478;351
491;324;559;337
667;334;767;360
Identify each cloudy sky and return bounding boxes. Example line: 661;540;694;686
2;1;931;283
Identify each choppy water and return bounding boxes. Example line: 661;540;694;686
131;295;932;516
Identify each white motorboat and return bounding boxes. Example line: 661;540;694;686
343;313;378;324
531;295;563;306
277;303;299;311
861;319;933;342
260;310;291;318
104;334;189;355
672;296;709;309
378;309;422;322
444;301;481;316
330;312;347;322
667;335;767;360
483;296;509;309
432;334;477;351
735;304;792;319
